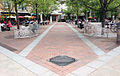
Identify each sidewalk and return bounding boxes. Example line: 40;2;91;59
0;22;120;76
0;52;36;76
91;49;120;76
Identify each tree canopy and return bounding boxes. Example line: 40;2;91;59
30;0;57;15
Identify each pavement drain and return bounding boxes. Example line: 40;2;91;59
48;55;77;67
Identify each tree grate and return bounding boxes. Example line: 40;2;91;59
48;55;77;66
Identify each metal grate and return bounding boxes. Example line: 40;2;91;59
49;55;77;66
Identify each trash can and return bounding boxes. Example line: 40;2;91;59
117;23;120;43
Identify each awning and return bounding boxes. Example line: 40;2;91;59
88;16;92;19
51;11;62;15
0;16;6;18
18;16;24;18
24;16;31;18
7;16;16;18
32;16;36;18
29;16;36;19
31;13;40;16
18;13;31;16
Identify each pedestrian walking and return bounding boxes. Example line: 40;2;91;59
7;21;12;31
79;19;84;29
32;20;39;33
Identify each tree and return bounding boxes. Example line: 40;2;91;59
30;0;57;21
0;0;14;22
66;0;83;20
79;0;120;34
80;0;120;25
11;0;25;29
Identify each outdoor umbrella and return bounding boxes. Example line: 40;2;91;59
18;16;24;18
24;16;31;18
7;16;16;18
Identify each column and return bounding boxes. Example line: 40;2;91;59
50;15;52;24
40;14;43;22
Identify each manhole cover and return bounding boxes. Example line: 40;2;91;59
48;55;77;66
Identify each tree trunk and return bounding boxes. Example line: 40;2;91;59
8;8;11;22
36;3;38;23
15;0;19;29
84;11;88;20
100;9;106;35
76;10;78;20
7;2;11;22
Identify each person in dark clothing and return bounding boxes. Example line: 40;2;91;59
79;19;84;29
1;25;6;31
75;19;77;25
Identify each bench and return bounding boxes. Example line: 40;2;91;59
14;24;39;38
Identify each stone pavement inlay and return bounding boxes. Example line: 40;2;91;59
27;22;98;75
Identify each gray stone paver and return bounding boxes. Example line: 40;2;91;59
86;60;105;68
0;52;36;76
90;54;120;76
66;73;77;76
71;66;95;76
106;51;120;57
0;46;58;76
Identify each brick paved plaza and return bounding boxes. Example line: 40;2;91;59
0;22;120;76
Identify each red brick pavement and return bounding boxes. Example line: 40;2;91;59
86;36;119;53
70;23;119;53
0;24;51;53
27;22;98;76
0;22;118;75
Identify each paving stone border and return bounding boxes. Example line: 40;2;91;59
66;46;120;76
66;23;105;56
66;23;120;76
0;46;59;76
